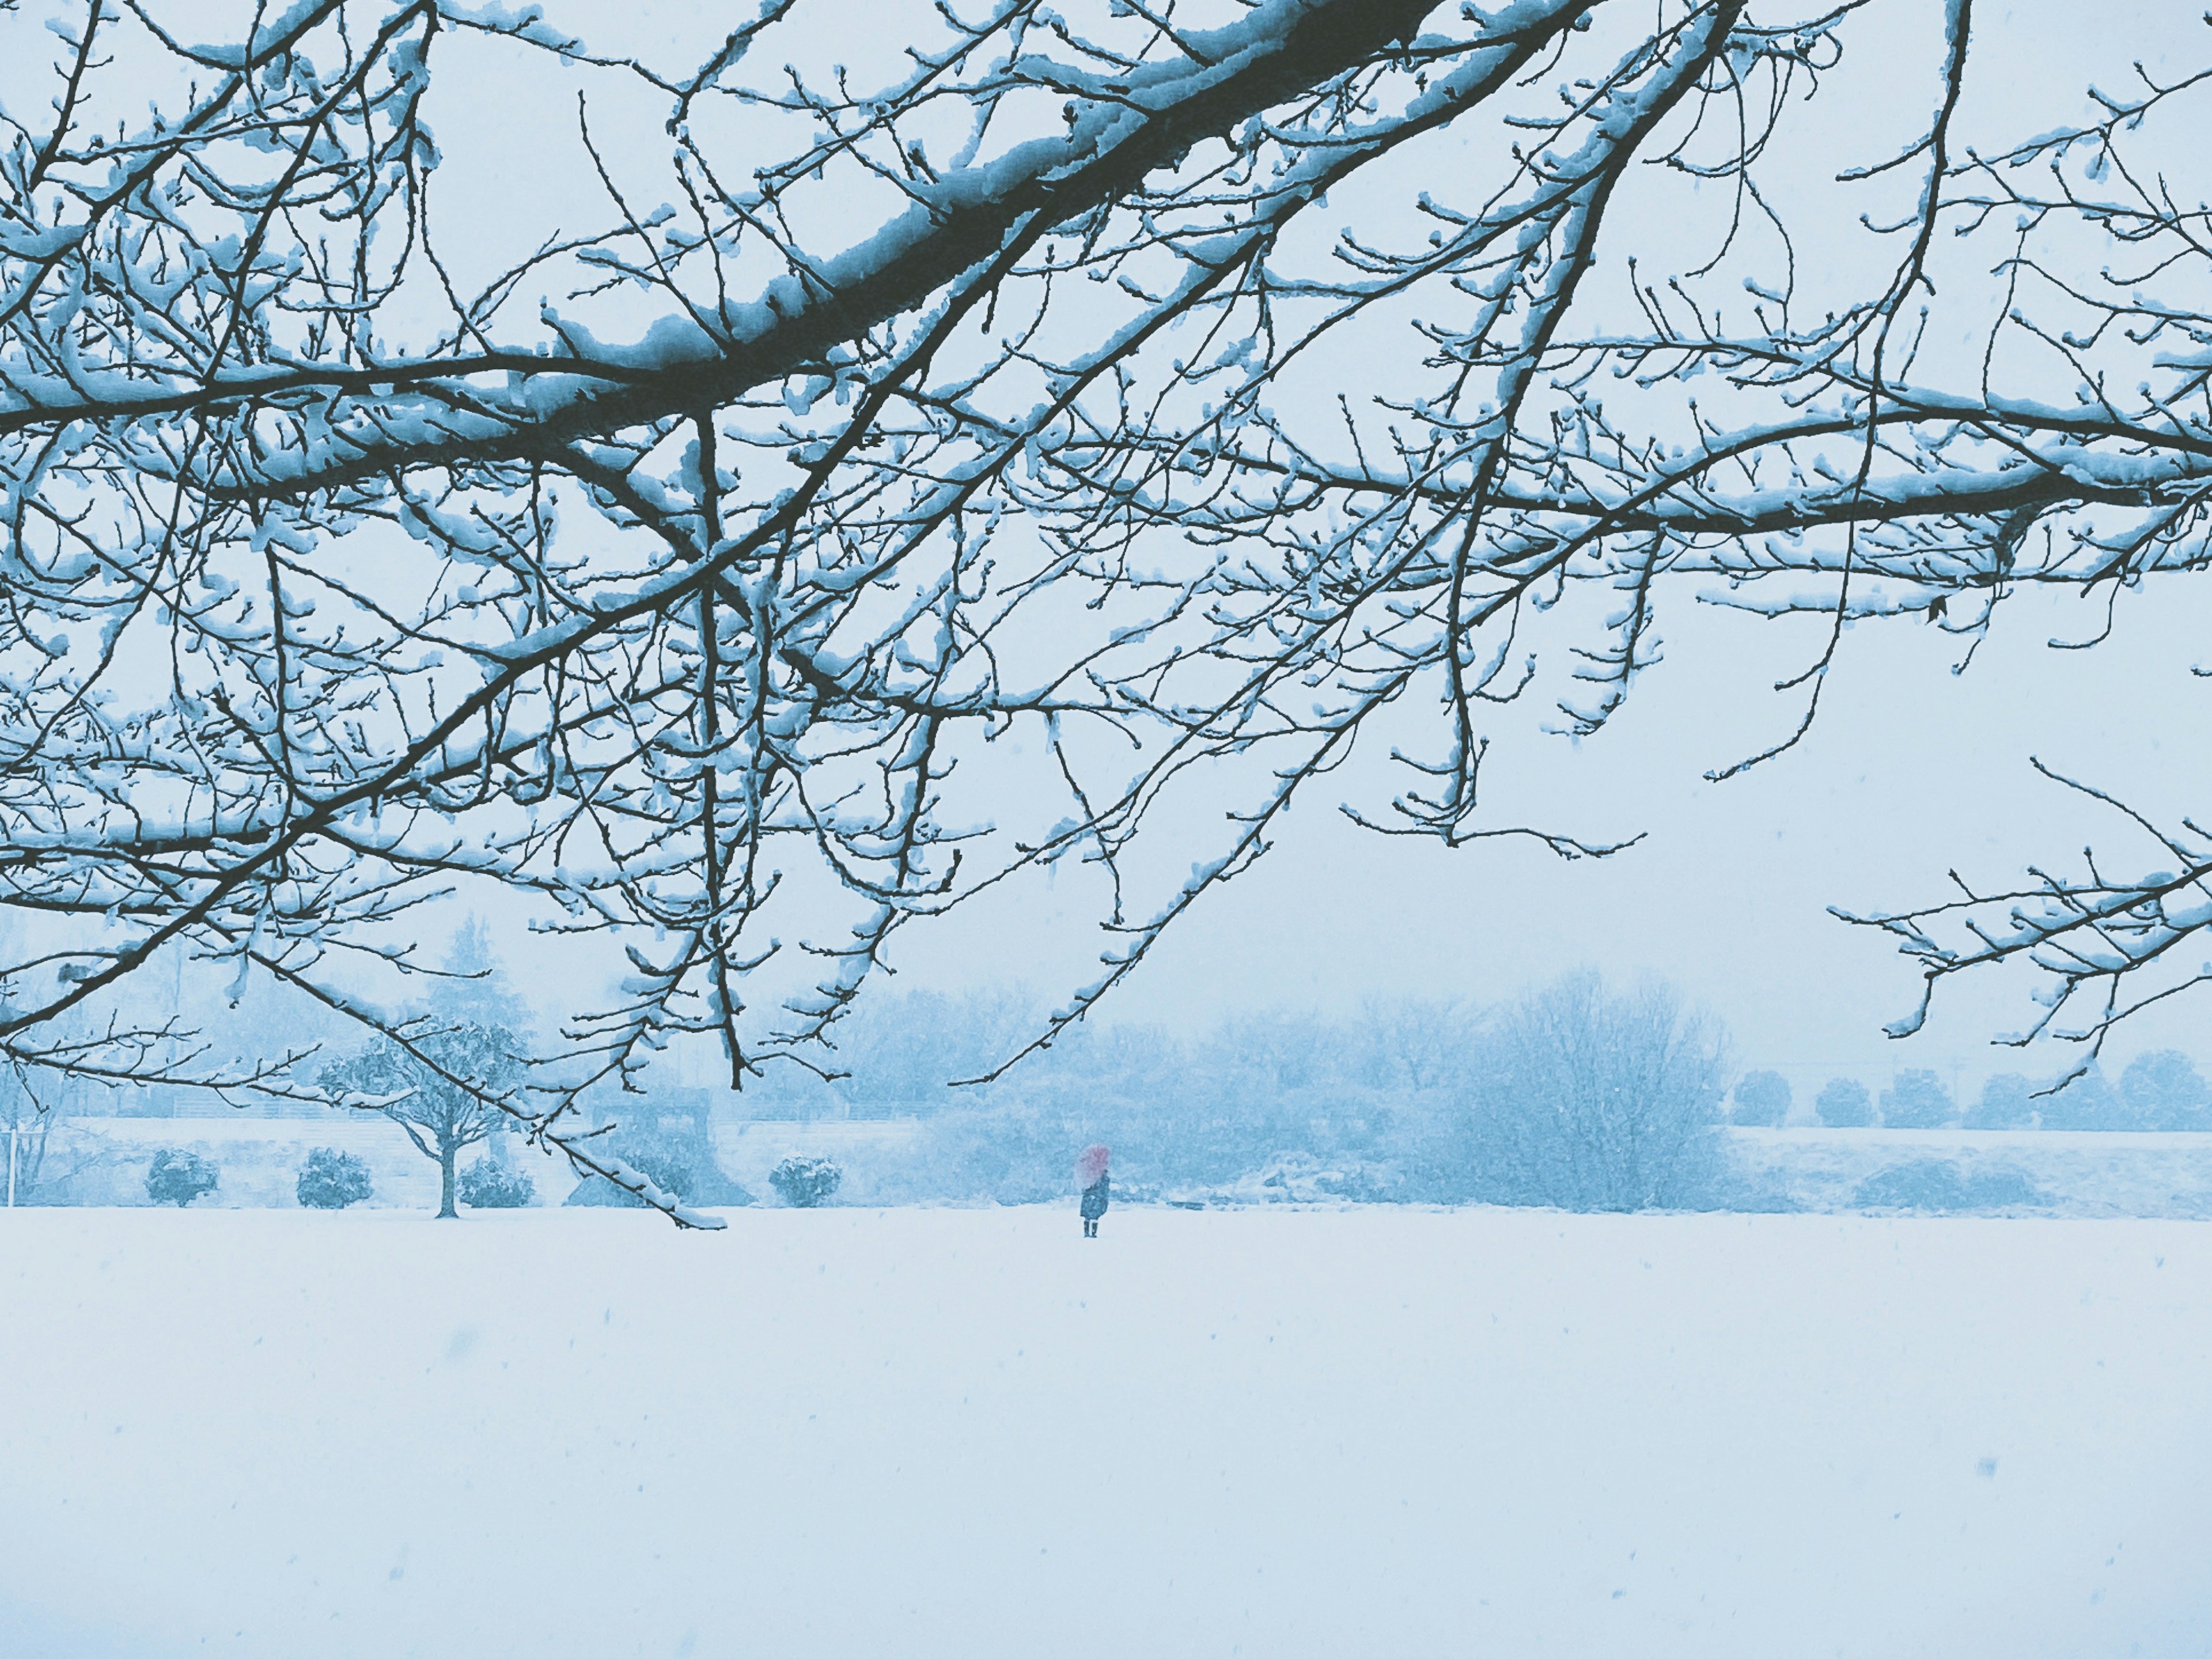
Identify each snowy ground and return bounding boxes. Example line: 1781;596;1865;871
2;1207;2207;1658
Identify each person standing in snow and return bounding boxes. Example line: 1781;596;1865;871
1077;1143;1110;1238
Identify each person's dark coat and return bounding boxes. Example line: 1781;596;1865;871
1080;1175;1110;1221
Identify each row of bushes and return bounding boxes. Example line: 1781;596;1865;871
142;1146;537;1210
142;1141;838;1211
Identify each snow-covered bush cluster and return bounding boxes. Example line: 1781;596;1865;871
296;1149;374;1211
457;1160;535;1210
1853;1162;2045;1215
145;1149;218;1209
768;1157;842;1209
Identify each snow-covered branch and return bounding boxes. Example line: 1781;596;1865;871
6;0;2212;1179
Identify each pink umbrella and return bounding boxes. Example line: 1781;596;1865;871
1076;1143;1110;1187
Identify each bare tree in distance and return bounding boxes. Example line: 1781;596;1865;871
1471;972;1728;1211
4;0;2212;1221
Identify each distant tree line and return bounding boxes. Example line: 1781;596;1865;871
1728;1055;2212;1132
728;972;1736;1213
722;980;2210;1214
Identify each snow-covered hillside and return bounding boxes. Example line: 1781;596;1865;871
1726;1127;2212;1217
2;1207;2206;1657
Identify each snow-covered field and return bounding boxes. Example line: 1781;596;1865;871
3;1206;2207;1658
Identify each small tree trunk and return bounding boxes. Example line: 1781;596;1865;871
438;1141;459;1218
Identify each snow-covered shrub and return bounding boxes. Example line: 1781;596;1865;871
769;1155;842;1208
1854;1160;2047;1214
1962;1169;2046;1210
2034;1068;2128;1130
1815;1078;1873;1128
1854;1160;1968;1212
296;1147;373;1209
457;1158;534;1209
145;1147;218;1207
1965;1059;2210;1132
